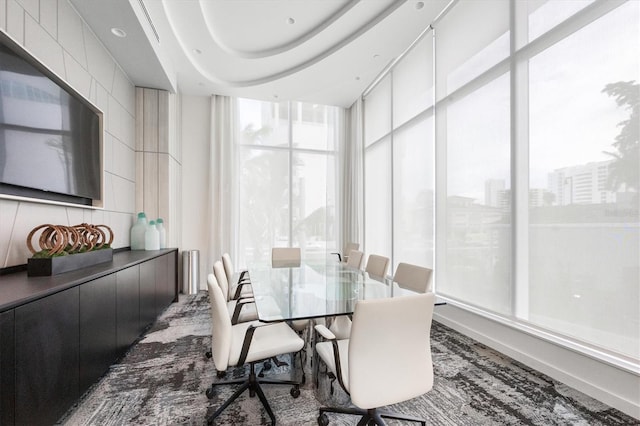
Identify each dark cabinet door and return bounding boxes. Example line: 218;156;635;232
139;260;156;331
0;309;15;426
116;265;140;357
79;275;117;394
14;287;79;426
155;255;171;315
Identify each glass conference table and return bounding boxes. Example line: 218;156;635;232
247;261;435;323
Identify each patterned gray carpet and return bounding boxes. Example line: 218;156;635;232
58;292;638;425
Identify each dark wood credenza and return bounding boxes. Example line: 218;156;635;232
0;249;179;426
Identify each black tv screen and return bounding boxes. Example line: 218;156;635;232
0;31;102;205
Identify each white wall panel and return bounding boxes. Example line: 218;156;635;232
40;0;56;38
63;49;92;97
180;95;210;288
112;66;135;115
24;14;63;75
83;23;114;92
6;0;24;44
15;0;36;19
57;0;85;67
0;0;7;30
112;138;135;182
0;200;19;266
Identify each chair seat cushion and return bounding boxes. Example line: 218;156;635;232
316;339;350;391
229;322;304;366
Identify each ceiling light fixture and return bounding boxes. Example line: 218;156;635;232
193;48;202;54
287;17;295;25
373;54;380;59
355;76;361;81
110;27;127;38
415;2;425;10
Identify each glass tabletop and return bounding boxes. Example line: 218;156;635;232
248;261;419;322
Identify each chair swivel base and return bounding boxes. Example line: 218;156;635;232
318;406;426;426
206;362;301;426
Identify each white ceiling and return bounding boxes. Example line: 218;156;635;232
69;0;449;108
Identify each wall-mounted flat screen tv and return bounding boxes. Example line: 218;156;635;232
0;31;102;206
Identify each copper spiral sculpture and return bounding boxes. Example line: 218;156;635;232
27;223;114;257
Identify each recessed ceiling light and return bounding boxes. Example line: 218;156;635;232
193;48;202;54
273;94;279;99
198;82;205;86
415;2;425;10
287;17;295;25
373;54;380;59
111;27;127;38
355;76;361;81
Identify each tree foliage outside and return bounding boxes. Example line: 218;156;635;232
602;80;639;193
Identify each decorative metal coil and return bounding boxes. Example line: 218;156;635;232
27;223;114;256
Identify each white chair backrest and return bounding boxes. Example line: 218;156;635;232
349;293;435;409
207;273;232;371
344;242;359;256
346;250;364;269
213;260;230;301
221;253;234;284
271;247;301;267
393;262;432;293
365;254;389;278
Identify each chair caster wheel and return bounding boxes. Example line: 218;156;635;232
216;371;226;379
290;385;300;398
205;386;215;399
205;351;212;358
318;413;329;425
263;360;272;370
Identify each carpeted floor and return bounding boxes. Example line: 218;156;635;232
58;292;638;425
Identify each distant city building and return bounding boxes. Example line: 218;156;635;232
547;160;617;206
485;179;505;207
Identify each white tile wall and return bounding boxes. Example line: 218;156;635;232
24;13;63;75
112;66;135;115
112;138;136;182
0;199;19;266
40;0;56;38
7;0;25;44
57;0;85;67
1;0;7;30
0;0;139;268
83;24;114;91
63;50;92;97
15;0;36;20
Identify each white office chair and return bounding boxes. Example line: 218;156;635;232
271;247;301;267
222;253;253;299
345;249;364;269
315;293;436;426
205;274;304;425
331;242;359;262
364;254;390;278
213;260;258;324
271;246;309;378
393;262;433;293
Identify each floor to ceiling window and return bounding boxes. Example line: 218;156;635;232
364;36;436;275
362;0;639;365
235;99;340;266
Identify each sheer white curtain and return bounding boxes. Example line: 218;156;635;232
341;98;363;250
206;95;236;275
